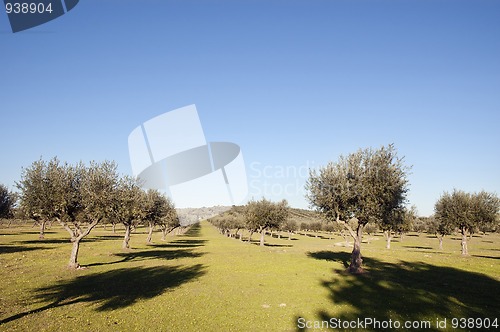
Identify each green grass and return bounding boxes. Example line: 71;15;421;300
0;221;499;331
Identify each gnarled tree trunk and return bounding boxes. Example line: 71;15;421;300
260;229;265;246
146;222;154;244
39;220;47;239
348;224;364;274
123;224;132;249
62;219;99;269
461;227;468;256
68;238;81;269
384;230;392;249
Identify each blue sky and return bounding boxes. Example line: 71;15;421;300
1;0;499;216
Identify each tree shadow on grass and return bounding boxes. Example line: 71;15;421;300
247;241;293;248
303;251;500;331
115;249;204;262
0;232;26;236
150;240;207;249
0;264;205;324
263;243;293;248
95;235;123;240
85;248;204;267
473;255;499;260
403;245;433;250
17;238;105;245
0;245;49;254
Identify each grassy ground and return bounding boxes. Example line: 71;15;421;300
0;221;499;331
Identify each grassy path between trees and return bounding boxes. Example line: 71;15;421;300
0;221;499;331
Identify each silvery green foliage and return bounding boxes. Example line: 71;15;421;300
306;144;410;227
143;189;178;229
17;158;121;267
245;198;289;232
435;189;499;236
0;184;16;218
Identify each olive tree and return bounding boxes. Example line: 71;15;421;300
110;176;144;249
380;205;417;249
0;183;17;220
17;158;119;268
244;198;289;246
306;144;410;273
425;215;453;250
280;219;298;240
435;189;499;255
142;189;178;243
67;161;118;268
17;159;51;239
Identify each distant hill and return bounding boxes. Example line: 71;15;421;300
176;206;232;225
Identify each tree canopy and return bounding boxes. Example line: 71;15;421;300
435;189;499;255
17;158;120;268
0;183;17;219
244;198;289;246
306;144;410;273
142;189;178;243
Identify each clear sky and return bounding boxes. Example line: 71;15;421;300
1;0;499;216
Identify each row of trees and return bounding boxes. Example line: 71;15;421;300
211;144;498;274
245;198;289;246
213;199;498;253
306;144;499;271
210;199;291;246
15;158;179;268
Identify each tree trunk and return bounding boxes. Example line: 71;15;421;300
438;236;443;250
248;231;253;243
278;232;281;239
288;231;292;240
239;233;243;241
39;220;46;240
123;224;131;249
146;222;154;244
461;227;468;256
60;219;99;269
161;228;167;241
68;238;81;269
384;230;392;249
260;229;265;246
348;225;364;273
112;223;116;233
